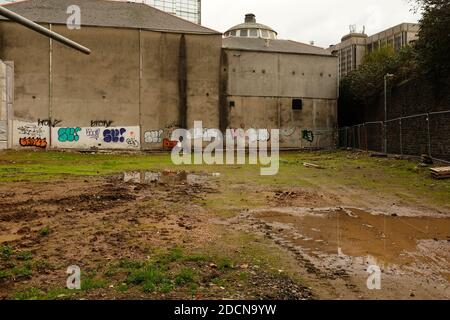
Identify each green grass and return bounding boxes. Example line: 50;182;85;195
0;245;13;260
16;251;33;261
2;149;447;211
39;226;51;237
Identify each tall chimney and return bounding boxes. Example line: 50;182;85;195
245;14;256;23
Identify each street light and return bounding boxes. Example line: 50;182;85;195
384;73;394;154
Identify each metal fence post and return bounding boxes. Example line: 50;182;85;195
426;113;431;157
399;119;403;155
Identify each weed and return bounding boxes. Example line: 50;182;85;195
0;245;13;260
81;277;108;291
126;264;171;293
218;257;233;270
175;268;195;286
16;251;33;261
13;287;44;300
39;226;50;237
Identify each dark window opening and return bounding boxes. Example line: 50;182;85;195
292;99;303;110
229;101;235;108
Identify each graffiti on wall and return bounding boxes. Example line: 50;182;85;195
38;118;61;128
58;127;81;142
163;138;178;150
15;121;50;149
17;124;46;138
86;128;101;140
103;128;126;143
19;137;47;148
144;130;163;143
91;120;114;127
302;130;314;143
51;126;140;150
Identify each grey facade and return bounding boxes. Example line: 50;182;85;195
0;3;338;151
330;23;419;78
221;15;338;149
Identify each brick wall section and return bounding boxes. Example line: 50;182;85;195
339;77;450;161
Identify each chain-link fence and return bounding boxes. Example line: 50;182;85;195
339;110;450;163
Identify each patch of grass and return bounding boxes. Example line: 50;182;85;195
81;277;108;291
16;251;33;261
12;287;76;300
0;270;11;280
175;268;196;286
217;257;233;271
183;254;209;263
13;287;44;300
32;260;54;272
39;226;51;237
115;283;129;293
117;259;144;270
0;245;13;260
126;264;171;293
12;262;33;279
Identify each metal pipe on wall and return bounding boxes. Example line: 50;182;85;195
0;6;90;55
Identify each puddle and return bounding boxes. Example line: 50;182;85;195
122;171;212;185
254;207;450;270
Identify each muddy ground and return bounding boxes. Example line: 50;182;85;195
0;151;449;300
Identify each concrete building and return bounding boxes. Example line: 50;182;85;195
330;23;420;78
0;0;221;151
221;14;338;149
0;3;338;151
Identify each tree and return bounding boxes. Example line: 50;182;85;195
413;0;450;87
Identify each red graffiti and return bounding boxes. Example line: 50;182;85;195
19;137;48;148
163;138;178;150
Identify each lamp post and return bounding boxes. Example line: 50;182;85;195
384;73;394;154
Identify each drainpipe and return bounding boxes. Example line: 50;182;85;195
0;6;90;55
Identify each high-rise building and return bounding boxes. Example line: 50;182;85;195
0;0;202;25
130;0;201;24
329;23;419;78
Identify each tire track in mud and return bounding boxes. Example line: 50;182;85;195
221;209;364;299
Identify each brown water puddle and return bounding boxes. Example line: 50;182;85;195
255;208;450;268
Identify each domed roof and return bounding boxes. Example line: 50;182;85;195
224;14;278;39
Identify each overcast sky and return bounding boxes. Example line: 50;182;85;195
0;0;421;47
202;0;421;47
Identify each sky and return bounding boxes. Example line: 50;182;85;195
202;0;421;47
0;0;421;48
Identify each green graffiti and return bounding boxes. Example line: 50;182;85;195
302;130;314;143
58;127;81;142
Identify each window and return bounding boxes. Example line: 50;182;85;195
240;29;248;37
229;101;235;108
292;99;303;110
249;29;258;37
230;30;236;37
261;30;269;38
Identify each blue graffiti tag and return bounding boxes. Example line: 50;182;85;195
103;128;126;143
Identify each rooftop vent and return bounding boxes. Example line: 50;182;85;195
245;14;256;23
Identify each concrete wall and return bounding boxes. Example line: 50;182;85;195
0;60;6;149
0;21;222;151
222;49;338;149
